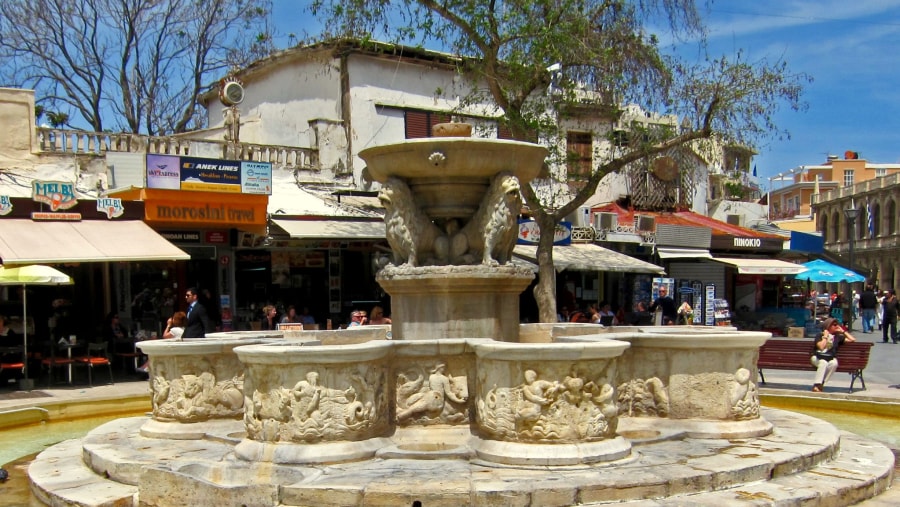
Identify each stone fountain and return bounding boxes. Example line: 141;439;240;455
27;126;894;506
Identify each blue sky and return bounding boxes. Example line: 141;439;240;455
272;1;900;188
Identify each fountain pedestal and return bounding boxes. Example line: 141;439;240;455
377;265;533;341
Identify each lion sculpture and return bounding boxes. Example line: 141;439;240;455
379;176;448;267
450;172;522;265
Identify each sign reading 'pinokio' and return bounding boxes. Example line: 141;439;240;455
32;180;77;211
97;197;124;219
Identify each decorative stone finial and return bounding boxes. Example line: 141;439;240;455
432;122;472;137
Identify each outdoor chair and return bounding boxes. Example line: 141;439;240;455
0;345;25;384
40;340;76;386
76;342;114;387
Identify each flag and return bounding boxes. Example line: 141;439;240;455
867;200;874;238
752;164;757;177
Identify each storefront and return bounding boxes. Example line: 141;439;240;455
0;188;189;340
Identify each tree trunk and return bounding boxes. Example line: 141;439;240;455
533;213;559;323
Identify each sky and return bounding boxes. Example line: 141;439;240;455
271;1;900;188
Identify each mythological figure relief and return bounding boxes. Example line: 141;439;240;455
150;357;244;423
243;366;387;443
477;368;618;442
616;377;670;418
729;368;760;420
378;172;522;267
396;363;469;424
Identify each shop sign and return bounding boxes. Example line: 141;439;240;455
32;180;77;211
97;197;124;219
180;156;242;193
148;201;260;225
241;161;272;195
206;230;228;243
710;235;781;251
146;154;181;189
160;230;201;242
517;220;572;245
0;195;12;215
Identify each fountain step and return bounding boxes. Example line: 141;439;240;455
26;409;892;507
28;437;138;507
580;431;895;505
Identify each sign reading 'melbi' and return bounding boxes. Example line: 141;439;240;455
32;181;77;211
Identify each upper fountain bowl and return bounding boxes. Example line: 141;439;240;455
360;132;547;219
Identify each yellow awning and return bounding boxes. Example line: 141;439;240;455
0;219;190;265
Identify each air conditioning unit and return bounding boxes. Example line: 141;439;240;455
594;212;618;231
726;214;744;227
569;206;592;227
635;215;656;232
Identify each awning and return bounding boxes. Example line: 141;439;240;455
656;247;713;259
711;257;805;275
271;218;385;240
513;244;665;274
0;219;190;264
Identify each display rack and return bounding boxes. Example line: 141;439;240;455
713;298;732;326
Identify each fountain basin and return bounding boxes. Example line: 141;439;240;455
360;137;546;219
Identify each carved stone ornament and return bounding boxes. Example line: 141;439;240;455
477;368;618;442
396;361;469;425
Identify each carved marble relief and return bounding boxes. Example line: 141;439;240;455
476;367;618;442
396;362;469;425
616;377;670;418
243;364;388;443
150;357;245;423
729;368;760;420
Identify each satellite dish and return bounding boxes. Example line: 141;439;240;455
651;156;679;182
219;80;244;106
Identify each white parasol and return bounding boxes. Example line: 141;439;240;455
0;265;73;379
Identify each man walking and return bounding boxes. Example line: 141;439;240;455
882;289;899;344
859;284;878;333
182;287;211;338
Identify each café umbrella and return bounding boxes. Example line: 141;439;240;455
794;259;866;323
0;264;73;380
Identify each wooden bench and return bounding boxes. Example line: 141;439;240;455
757;339;874;392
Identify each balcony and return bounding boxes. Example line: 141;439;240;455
35;127;318;169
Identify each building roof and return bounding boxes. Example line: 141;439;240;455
592;202;782;239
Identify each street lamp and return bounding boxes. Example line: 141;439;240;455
844;204;860;330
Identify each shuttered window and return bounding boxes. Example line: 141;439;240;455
404;110;451;139
567;131;592;179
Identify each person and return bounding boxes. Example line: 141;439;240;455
876;290;885;331
557;306;570;323
163;312;187;340
281;305;302;324
367;306;392;325
648;285;677;325
103;312;128;343
587;303;601;324
298;306;316;325
811;317;856;392
182;287;211;338
261;305;279;330
858;284;878;334
852;290;860;321
882;289;899;344
348;310;367;327
597;301;617;326
137;311;187;374
0;315;19;348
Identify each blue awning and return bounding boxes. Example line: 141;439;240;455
787;231;823;254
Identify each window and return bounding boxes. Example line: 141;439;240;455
566;131;592;181
888;200;897;235
498;123;538;142
404;110;451;139
875;168;886;178
843;169;854;187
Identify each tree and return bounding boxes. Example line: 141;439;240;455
0;0;274;135
310;0;808;322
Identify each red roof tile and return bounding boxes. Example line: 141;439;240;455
591;203;781;238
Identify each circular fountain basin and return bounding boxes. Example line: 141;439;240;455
360;137;547;218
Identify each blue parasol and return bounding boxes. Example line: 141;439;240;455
793;259;865;283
